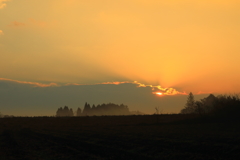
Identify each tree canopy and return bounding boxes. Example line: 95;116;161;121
180;93;240;119
56;106;74;117
81;102;130;116
56;103;130;117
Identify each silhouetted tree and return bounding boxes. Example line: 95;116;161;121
180;93;240;119
56;106;74;117
56;107;63;117
69;108;74;116
200;94;217;114
76;107;82;116
181;92;196;114
82;102;91;115
81;102;130;116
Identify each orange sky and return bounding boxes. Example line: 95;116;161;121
1;0;240;94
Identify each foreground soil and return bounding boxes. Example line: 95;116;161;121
0;115;239;160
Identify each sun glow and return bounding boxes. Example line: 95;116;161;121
155;92;163;96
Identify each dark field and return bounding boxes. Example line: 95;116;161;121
0;115;239;160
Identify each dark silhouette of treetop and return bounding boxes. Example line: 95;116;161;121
76;107;82;116
56;106;74;117
82;102;91;116
180;93;240;119
56;103;130;117
181;92;195;114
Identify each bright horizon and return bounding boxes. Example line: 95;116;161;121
0;0;240;116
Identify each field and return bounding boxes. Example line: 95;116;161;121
0;115;239;160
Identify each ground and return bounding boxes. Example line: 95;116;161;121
0;115;239;159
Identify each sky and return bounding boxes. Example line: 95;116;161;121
0;0;240;116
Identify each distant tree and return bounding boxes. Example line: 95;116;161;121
69;108;74;116
91;104;96;115
56;106;74;117
76;107;82;116
80;102;130;116
56;107;63;117
181;92;196;114
180;93;240;119
82;102;91;115
200;94;217;114
63;106;69;115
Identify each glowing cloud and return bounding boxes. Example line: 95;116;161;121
0;78;58;87
96;81;187;95
0;30;3;35
99;81;131;85
133;81;187;96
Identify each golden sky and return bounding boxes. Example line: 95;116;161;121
1;0;240;94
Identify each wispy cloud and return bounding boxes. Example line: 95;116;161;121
64;83;82;86
64;81;131;86
0;78;58;87
0;0;8;9
8;21;25;27
98;81;131;85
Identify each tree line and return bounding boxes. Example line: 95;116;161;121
56;102;130;117
180;92;240;118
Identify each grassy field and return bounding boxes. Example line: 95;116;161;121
0;115;239;160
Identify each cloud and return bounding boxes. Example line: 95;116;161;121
64;83;82;86
0;78;186;95
0;78;58;87
65;81;186;96
133;81;187;96
0;0;8;9
64;81;132;86
0;30;3;35
8;21;25;27
98;81;131;85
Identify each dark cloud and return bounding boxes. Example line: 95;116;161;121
0;79;209;116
